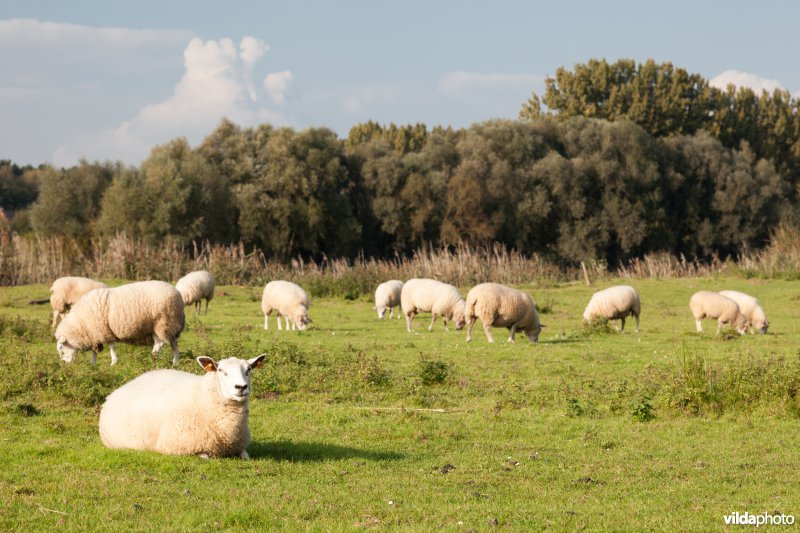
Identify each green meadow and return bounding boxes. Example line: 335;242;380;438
1;277;799;530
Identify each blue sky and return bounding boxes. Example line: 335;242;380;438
2;0;798;167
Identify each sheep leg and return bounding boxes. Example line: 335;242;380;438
377;307;384;319
194;301;201;316
264;312;270;330
634;313;640;333
277;315;283;330
442;317;449;331
170;339;180;366
91;350;98;365
388;307;394;319
152;335;165;355
483;321;495;343
239;450;250;459
695;319;703;333
204;298;209;315
406;312;415;333
619;316;626;332
466;317;476;342
507;324;517;343
428;314;437;332
51;310;60;328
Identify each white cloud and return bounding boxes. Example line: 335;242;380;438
0;19;193;166
709;70;785;94
54;36;294;166
264;71;294;105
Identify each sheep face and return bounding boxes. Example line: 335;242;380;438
452;309;466;330
197;355;266;402
57;338;79;363
524;324;543;343
292;310;311;331
755;319;769;334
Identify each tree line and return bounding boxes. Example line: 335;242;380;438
2;59;798;265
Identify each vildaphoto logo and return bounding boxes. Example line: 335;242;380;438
723;511;794;527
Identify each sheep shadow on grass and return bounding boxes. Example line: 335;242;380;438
249;439;404;462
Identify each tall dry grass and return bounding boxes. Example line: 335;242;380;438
3;227;800;295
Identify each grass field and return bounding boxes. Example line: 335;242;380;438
1;276;800;530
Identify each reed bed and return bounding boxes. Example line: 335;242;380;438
3;227;800;295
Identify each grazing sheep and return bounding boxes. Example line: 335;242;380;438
689;290;748;335
99;354;266;458
401;278;466;332
465;282;543;343
175;270;215;315
49;276;107;328
718;290;769;334
374;280;403;319
582;285;641;333
55;280;185;366
261;280;311;331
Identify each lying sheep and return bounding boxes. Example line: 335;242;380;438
49;276;107;327
401;278;466;332
55;280;185;366
582;285;641;333
689;290;748;335
261;280;311;331
374;280;403;319
465;282;543;343
175;270;215;315
718;290;769;334
99;354;266;458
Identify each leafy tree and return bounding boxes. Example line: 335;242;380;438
235;127;360;258
29;161;116;240
0;161;39;212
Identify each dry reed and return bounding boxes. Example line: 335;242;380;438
3;227;800;294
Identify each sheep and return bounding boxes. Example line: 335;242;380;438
718;290;769;334
55;280;185;366
175;270;215;315
689;290;748;335
400;278;466;332
464;282;543;343
374;280;403;319
49;276;107;328
261;280;311;331
582;285;641;333
99;354;266;458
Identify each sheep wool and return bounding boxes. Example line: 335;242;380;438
49;276;107;327
99;355;266;458
689;290;748;335
582;285;641;333
400;278;467;332
261;280;311;331
55;280;185;365
175;270;216;315
374;280;403;319
718;290;769;334
465;282;543;343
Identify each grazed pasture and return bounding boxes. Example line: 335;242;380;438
1;277;799;530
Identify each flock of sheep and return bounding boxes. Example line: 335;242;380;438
43;272;769;459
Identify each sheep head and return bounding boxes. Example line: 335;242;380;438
197;354;266;402
56;336;79;363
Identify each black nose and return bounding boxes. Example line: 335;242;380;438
235;384;248;391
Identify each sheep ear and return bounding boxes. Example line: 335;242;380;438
197;356;217;372
248;354;266;369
